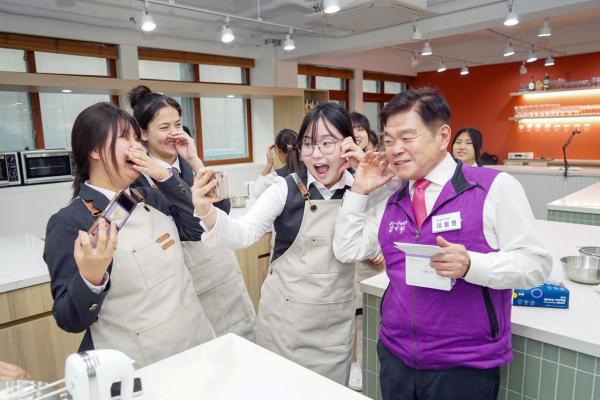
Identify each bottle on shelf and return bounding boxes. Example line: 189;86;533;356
528;76;535;91
535;78;544;91
543;72;550;90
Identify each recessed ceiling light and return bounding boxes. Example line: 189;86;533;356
226;94;235;98
61;89;72;93
323;0;340;14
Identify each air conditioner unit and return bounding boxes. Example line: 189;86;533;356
304;0;436;33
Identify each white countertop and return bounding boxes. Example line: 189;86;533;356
361;219;600;357
136;333;367;400
547;183;600;215
0;234;49;293
487;165;600;177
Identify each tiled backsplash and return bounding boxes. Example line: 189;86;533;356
548;209;600;226
362;293;600;400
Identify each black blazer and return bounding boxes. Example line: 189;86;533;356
43;174;203;351
132;157;231;214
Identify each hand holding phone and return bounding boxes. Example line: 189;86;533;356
74;219;118;286
88;191;136;247
207;172;228;200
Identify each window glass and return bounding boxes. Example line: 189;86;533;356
384;81;404;94
0;48;26;72
172;96;197;140
199;65;243;84
363;102;380;133
200;97;248;161
315;76;343;90
297;74;308;88
40;93;111;149
0;92;35;151
35;52;108;76
139;60;194;81
362;80;379;93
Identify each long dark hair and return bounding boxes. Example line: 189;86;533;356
349;111;371;132
274;128;300;174
127;85;181;130
71;102;141;196
294;102;355;173
452;127;483;166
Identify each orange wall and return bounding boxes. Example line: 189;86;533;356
412;52;600;161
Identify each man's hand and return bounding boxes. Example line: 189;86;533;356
430;236;471;279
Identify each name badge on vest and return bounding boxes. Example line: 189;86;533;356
431;211;462;233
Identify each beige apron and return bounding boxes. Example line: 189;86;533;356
181;242;256;341
89;202;215;367
256;181;356;385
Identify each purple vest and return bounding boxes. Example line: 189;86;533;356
378;163;512;370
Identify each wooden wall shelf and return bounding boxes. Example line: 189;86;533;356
0;72;304;99
510;87;600;96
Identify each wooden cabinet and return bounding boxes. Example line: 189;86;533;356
0;283;83;382
234;232;272;311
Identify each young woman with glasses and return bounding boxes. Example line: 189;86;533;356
189;103;364;386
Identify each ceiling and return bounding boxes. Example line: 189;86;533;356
0;0;599;73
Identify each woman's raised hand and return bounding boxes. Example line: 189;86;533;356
351;151;395;195
168;130;204;173
338;137;365;173
127;148;171;181
74;219;117;286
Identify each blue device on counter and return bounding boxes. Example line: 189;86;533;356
512;281;569;309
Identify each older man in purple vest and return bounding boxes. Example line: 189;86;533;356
334;88;551;400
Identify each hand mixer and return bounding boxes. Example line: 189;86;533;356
1;349;136;400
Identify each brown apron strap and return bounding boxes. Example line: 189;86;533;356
83;200;102;217
131;188;151;212
293;176;317;212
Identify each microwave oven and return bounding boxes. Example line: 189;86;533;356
0;151;22;187
20;149;75;184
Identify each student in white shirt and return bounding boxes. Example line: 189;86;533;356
190;103;365;386
127;85;256;341
451;127;483;166
248;129;300;198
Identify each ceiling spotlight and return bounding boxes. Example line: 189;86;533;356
61;89;72;93
141;1;156;32
503;41;515;57
504;0;519;26
410;54;419;68
323;0;341;14
437;58;446;73
283;28;295;51
221;16;235;43
411;23;422;41
460;65;469;76
526;46;537;63
421;41;432;56
538;18;552;37
519;61;527;75
545;54;555;66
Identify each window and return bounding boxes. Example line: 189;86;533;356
362;71;414;131
297;74;308;88
362;80;379;93
0;48;26;72
139;60;194;81
35;52;109;76
138;48;255;164
298;64;352;110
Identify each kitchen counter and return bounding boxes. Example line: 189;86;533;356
0;234;49;293
488;164;600;177
547;182;600;215
361;219;600;358
136;333;367;399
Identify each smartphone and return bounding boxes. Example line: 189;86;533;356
111;377;143;399
88;190;136;246
207;171;228;199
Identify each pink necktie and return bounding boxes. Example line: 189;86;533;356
412;179;430;230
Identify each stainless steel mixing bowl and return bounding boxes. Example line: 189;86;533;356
579;246;600;258
560;255;600;284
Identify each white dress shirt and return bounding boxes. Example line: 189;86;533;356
201;170;354;249
333;153;552;290
248;172;285;199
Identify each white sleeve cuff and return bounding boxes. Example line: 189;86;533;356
342;191;369;213
80;272;109;294
199;207;226;247
464;251;491;286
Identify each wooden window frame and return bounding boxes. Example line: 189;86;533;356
1;33;118;149
141;48;254;165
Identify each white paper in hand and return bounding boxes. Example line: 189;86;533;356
394;242;453;291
